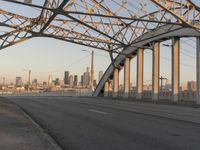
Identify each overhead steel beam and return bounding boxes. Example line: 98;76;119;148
150;0;200;32
39;0;70;33
63;11;182;25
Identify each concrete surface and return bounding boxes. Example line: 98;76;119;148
0;97;62;150
7;96;200;150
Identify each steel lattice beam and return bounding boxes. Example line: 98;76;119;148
0;0;200;52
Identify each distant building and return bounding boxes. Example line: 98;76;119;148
164;84;172;92
60;80;64;86
180;83;187;91
148;84;152;91
32;79;38;88
16;77;23;87
74;75;78;86
69;75;73;87
187;81;196;91
143;85;148;91
48;75;52;85
143;84;152;91
83;67;90;87
55;78;60;86
98;71;103;83
32;79;38;85
93;80;97;87
81;75;84;86
64;71;69;85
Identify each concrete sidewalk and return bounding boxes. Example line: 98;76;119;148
0;97;62;150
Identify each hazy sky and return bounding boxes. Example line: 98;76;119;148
0;0;197;85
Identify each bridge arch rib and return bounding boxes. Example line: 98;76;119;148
93;24;200;96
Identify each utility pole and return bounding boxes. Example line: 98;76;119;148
91;51;94;91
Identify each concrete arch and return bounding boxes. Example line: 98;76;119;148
93;24;200;96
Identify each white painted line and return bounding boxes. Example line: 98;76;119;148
88;109;108;115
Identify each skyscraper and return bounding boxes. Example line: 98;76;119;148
48;75;52;85
187;81;196;91
74;75;78;86
55;78;60;85
64;71;69;84
32;79;38;86
83;67;90;86
69;75;73;87
16;77;23;87
98;70;103;83
81;75;84;86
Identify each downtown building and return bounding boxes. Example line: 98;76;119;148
82;67;90;87
16;77;23;87
64;71;69;85
98;70;103;83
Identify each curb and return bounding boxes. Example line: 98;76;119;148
1;97;63;150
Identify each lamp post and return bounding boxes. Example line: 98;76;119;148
82;50;94;91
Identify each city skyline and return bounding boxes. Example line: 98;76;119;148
0;37;196;86
0;1;197;87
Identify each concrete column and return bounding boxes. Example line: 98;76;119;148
196;37;200;104
113;67;119;98
152;42;160;101
136;48;144;99
124;57;131;98
104;81;109;97
172;37;180;102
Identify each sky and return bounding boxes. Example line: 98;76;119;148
0;0;197;85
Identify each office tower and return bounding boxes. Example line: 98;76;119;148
74;75;78;86
98;70;103;82
64;71;69;84
48;75;52;85
55;78;60;86
32;79;38;86
81;75;84;86
69;75;73;87
93;80;97;87
16;77;23;87
187;81;196;91
85;67;90;86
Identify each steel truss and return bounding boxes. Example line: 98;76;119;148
0;0;199;53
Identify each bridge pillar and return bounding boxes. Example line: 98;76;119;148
152;42;160;101
136;48;144;99
171;37;180;102
104;81;109;97
196;37;200;104
124;57;130;98
113;67;119;98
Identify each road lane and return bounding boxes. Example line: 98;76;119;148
7;96;200;150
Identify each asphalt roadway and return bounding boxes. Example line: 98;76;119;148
7;96;200;150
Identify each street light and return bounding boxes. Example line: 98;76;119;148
82;50;94;91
